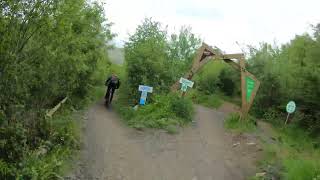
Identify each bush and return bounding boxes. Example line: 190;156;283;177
0;123;28;164
170;95;194;122
283;158;320;180
217;69;236;96
116;93;194;131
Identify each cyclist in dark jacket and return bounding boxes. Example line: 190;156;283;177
105;73;120;104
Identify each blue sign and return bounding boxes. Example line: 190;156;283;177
138;85;153;105
139;98;146;105
139;85;153;93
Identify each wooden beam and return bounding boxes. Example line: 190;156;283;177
46;97;68;118
239;58;247;117
222;53;244;60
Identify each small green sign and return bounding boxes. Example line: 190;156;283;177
246;76;255;102
181;84;187;92
286;101;296;113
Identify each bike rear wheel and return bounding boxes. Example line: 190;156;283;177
105;90;113;107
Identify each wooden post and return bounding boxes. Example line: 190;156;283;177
285;113;290;125
239;58;247;118
46;97;68;118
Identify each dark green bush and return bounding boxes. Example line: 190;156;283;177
117;93;194;131
217;69;236;96
0;123;28;163
248;33;320;136
170;95;194;122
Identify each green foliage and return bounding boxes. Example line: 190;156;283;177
283;158;320;180
188;90;224;109
224;113;257;133
192;60;240;106
116;18;199;133
195;61;225;94
124;18;171;103
116;93;194;131
217;68;237;96
168;26;202;79
248;29;320;135
0;0;112;178
170;95;194;122
124;18;201;104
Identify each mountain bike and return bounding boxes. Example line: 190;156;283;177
105;88;114;107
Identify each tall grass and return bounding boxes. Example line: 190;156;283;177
255;122;320;179
224;113;257;133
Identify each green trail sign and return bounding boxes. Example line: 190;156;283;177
286;101;296;113
246;76;255;102
285;101;296;125
179;77;194;92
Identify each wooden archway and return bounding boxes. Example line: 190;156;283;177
171;43;260;116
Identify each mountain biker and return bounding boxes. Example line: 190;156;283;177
105;73;120;105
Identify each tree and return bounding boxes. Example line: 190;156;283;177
125;18;172;103
168;26;202;79
0;0;113;177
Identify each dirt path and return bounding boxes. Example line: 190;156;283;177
68;101;260;180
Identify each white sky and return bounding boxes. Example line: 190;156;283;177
103;0;320;53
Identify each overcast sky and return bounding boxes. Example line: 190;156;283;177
103;0;320;53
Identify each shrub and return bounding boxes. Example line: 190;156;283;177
170;95;194;122
224;113;257;133
217;69;236;96
0;123;28;163
283;158;320;180
117;93;194;131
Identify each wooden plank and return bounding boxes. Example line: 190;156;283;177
222;53;244;60
239;58;247;118
46;97;68;118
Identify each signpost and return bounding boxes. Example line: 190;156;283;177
285;101;296;125
179;77;194;93
138;85;153;105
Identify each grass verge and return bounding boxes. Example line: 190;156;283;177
224;113;257;133
224;113;320;179
255;123;320;180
